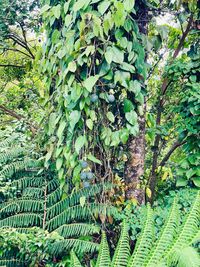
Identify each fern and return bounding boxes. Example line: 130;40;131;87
70;251;83;267
0;158;39;180
170;246;200;267
96;231;111;267
0;259;25;267
49;239;99;255
111;220;130;267
128;204;154;267
0;199;43;216
0;132;116;260
71;194;199;267
0;213;42;228
144;199;179;266
55;223;100;238
0;147;25;164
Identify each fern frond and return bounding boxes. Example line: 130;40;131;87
0;199;43;216
0;134;19;148
11;176;44;189
96;231;111;267
68;183;114;207
166;192;200;256
47;183;115;219
47;178;59;191
49;239;99;255
47;187;62;207
0;213;42;228
0;159;39;180
55;223;100;238
144;199;179;266
128;204;154;267
0;259;25;267
70;251;83;267
47;203;117;231
169;246;200;267
0;147;25;164
22;187;44;198
111;220;130;267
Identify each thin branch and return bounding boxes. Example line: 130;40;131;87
159;139;187;167
0;104;38;134
1;48;33;58
0;64;25;68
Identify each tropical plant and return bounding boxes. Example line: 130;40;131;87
39;0;148;204
0;131;117;266
72;192;200;267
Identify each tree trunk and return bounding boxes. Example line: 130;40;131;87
124;1;148;204
125;115;146;204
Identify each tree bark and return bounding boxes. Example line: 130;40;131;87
124;2;148;205
125;115;146;204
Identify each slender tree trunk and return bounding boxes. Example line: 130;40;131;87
147;15;193;204
125;114;146;204
125;2;148;204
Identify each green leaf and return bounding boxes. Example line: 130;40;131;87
52;30;60;44
123;99;134;113
121;62;135;73
86;119;93;130
80;196;86;207
83;75;99;92
73;0;90;12
57;120;67;138
98;1;111;15
105;47;113;64
176;177;188;187
68;61;77;72
124;0;135;12
64;2;70;13
120;129;129;144
52;4;61;19
56;157;63;171
106;112;115;123
192;177;200;187
87;153;102;165
125;111;138;125
75;136;86;154
105;47;124;64
186;169;196;179
69;111;81;129
65;14;72;27
73;164;82;178
40;4;50;14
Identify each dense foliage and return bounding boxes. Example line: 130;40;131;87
0;0;199;266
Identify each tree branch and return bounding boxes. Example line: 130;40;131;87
0;105;38;134
1;48;33;59
147;14;194;204
159;139;187;167
0;64;25;68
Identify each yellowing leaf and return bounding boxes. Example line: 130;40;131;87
80;196;86;207
146;188;152;198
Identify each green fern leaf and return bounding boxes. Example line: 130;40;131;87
49;239;99;255
128;204;154;267
96;231;111;267
111;220;130;267
55;223;100;238
144;199;179;266
70;250;83;267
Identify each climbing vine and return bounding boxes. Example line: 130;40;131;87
40;0;147;189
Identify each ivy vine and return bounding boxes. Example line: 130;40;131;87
40;0;147;189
